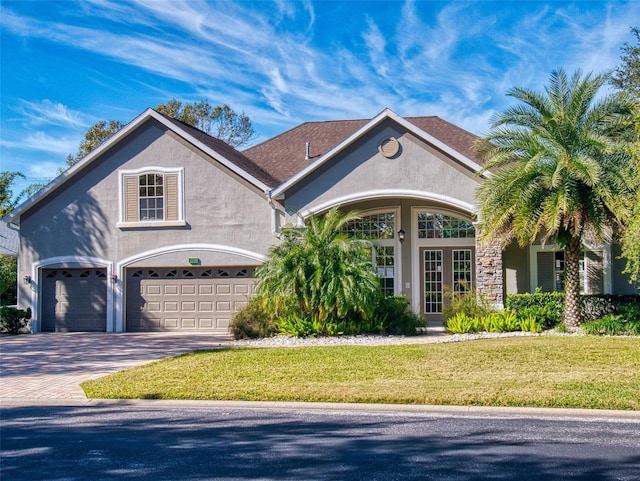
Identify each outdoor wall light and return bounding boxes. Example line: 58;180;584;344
110;274;118;283
397;229;405;243
23;275;31;285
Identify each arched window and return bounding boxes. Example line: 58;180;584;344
417;212;475;239
344;212;396;296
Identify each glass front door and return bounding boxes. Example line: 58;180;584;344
421;247;474;321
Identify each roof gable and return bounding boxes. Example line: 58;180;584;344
6;109;275;224
257;108;484;197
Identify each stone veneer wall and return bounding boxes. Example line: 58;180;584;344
475;237;504;308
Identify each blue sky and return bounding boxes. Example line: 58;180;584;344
1;0;638;193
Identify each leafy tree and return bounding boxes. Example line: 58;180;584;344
66;120;125;167
610;26;640;286
155;99;257;148
65;101;256;168
619;111;640;284
0;171;26;218
611;26;640;99
0;254;17;305
475;69;634;327
255;207;380;330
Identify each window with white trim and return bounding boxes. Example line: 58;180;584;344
119;168;184;227
343;212;397;296
536;250;603;294
417;212;475;239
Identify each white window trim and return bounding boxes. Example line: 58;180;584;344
117;167;186;228
350;207;402;296
30;256;115;333
410;207;476;313
528;244;612;294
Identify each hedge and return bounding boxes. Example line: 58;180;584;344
505;293;640;322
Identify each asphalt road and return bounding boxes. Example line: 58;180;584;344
1;402;639;481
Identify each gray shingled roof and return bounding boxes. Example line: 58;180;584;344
243;116;479;185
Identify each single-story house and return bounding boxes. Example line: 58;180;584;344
4;108;636;332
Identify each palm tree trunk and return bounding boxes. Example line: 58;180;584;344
563;238;583;327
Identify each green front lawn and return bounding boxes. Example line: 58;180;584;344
81;336;640;410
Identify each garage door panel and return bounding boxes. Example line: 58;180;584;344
147;302;162;312
198;301;213;311
234;284;251;295
216;301;231;312
126;267;255;333
199;318;214;328
42;269;107;332
217;318;231;329
164;301;179;312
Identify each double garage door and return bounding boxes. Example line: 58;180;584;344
125;267;255;332
41;266;255;333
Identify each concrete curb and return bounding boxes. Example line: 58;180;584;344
2;397;639;420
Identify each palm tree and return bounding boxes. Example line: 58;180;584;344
255;207;380;328
475;69;634;326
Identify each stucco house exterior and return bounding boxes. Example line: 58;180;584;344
4;108;636;333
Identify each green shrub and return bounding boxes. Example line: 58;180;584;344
478;313;504;332
514;304;560;329
230;298;276;339
0;306;31;334
617;304;640;322
443;287;493;321
581;314;640;336
445;313;478;334
581;295;640;322
505;292;564;321
582;315;626;336
501;310;521;331
373;295;424;336
519;316;543;333
506;293;640;324
471;310;521;333
276;315;318;337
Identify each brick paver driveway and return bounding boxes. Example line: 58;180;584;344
0;332;231;400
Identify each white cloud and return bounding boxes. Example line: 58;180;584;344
17;100;89;128
25;161;64;180
2;0;638;168
0;131;78;156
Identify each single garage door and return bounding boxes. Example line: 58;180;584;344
41;268;108;332
125;267;255;332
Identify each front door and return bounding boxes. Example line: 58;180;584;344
420;247;474;321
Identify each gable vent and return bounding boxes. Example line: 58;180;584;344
379;137;400;158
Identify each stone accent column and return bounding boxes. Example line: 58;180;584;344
475;236;504;309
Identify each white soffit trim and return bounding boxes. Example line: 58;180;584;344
271;108;488;198
299;189;476;218
5;109;269;224
117;243;268;269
